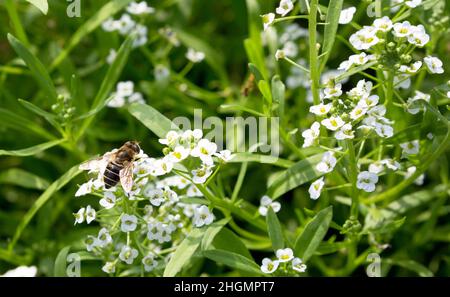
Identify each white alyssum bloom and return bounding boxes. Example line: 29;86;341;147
357;94;379;109
335;123;355;140
349;26;380;50
186;48;205;63
106;49;117;64
260;258;279;274
86;205;96;224
115;14;136;35
74;207;85;225
380;159;401;171
347;79;373;99
119;245;138;264
117;81;134;97
167;146;190;163
302;121;321;148
145;188;165;206
369;161;384;174
424;56;444;74
142;254;158;272
292;258;307;273
132;24;148;48
1;266;37;277
316;152;337;173
324;83;342;98
373;16;393;32
102;262;116;274
191;165;214;184
406;91;430;114
405;166;425;185
393;21;413;38
159;130;180;146
214;150;233;162
275;49;285;60
193;205;214;227
121;214;138;232
75;179;94;197
258;195;281;216
405;0;422;8
338;53;376;71
261;13;275;31
102;18;118;32
349;105;368;120
400;140;420;157
127;1;155;15
281;41;298;58
321;116;345;131
308;177;325;200
191;139;217;165
356;171;378;192
276;0;294;16
309;103;332;116
97;228;112;247
339;7;356;24
276;248;294;262
408;25;429;47
152;158;174;176
399;61;422;74
99;191;116;209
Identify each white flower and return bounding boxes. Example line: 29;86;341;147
276;248;294;262
357;95;379;109
282;41;298;58
374;122;394;138
405;0;422;8
85;235;100;252
107;94;126;108
380;159;401;171
308;177;325;200
356;171;378;192
186;48;205;63
119;245;138;264
85;205;96;224
127;1;155;15
408;25;429;47
348;79;373;99
214;150;233;162
261;13;275;31
142;254;158;272
302;121;321;148
400;140;420;157
132;24;148;48
405;166;425;185
159;130;180;146
99;191;116;209
102;18;118;32
276;0;293;16
154;64;170;81
316;152;337;173
152;158;174;176
193;205;214;227
339;7;356;24
447;91;450;99
121;214;138;232
406;91;430;114
349;27;380;50
191;165;214;184
349;105;368;120
191;139;217;165
97;228;112;247
260;258;279;274
335;123;354;140
167;146;190;163
128;92;145;104
258;195;281;216
116;81;134;97
74;207;85;225
275;49;285;60
292;257;307;272
102;262;116;274
399;61;422;74
1;266;37;277
75;179;94;197
324;83;342;98
106;49;117;64
145;188;165;206
309;103;332;116
369;161;384;174
321;116;345;131
186;185;203;197
115;14;136;35
393;21;413;38
373;16;393;32
424;56;444;74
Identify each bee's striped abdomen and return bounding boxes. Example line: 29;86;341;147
104;162;122;188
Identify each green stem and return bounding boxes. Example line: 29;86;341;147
5;0;29;46
346;140;359;218
308;0;320;106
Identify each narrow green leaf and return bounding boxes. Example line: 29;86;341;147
202;249;263;275
128;103;180;138
211;228;253;259
0;168;50;190
334;61;377;83
267;153;324;199
0;108;55;139
200;218;230;251
266;208;284;251
271;75;285;120
7;33;57;100
18;99;60;130
257;80;272;105
229;153;294;168
50;0;134;70
8;165;82;251
26;0;48;14
384;258;433;277
294;206;333;262
320;0;343;71
54;246;71;277
219;104;266;117
0;139;65;157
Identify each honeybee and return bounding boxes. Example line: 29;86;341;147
80;141;141;193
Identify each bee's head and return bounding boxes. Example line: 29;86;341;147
124;140;141;154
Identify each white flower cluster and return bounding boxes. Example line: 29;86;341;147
261;0;294;31
258;196;281;216
102;1;154;48
107;81;145;108
74;130;231;275
260;248;306;274
186;48;205;63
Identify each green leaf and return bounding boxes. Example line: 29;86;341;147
7;33;57;101
211;228;253;259
18;99;60;130
294;206;333;262
267;153;324;199
202;249;263;275
219;104;266;117
128;103;180;138
54;246;71;277
200;218;230;251
266;208;284;251
27;0;48;15
229;153;294;168
50;0;134;70
8;165;82;251
320;0;343;71
0;108;55;139
0;168;50;190
257;80;272;105
271;75;285;119
384;258;433;277
163;227;204;276
0;139;65;157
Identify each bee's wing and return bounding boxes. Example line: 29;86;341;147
79;152;115;172
119;162;134;193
